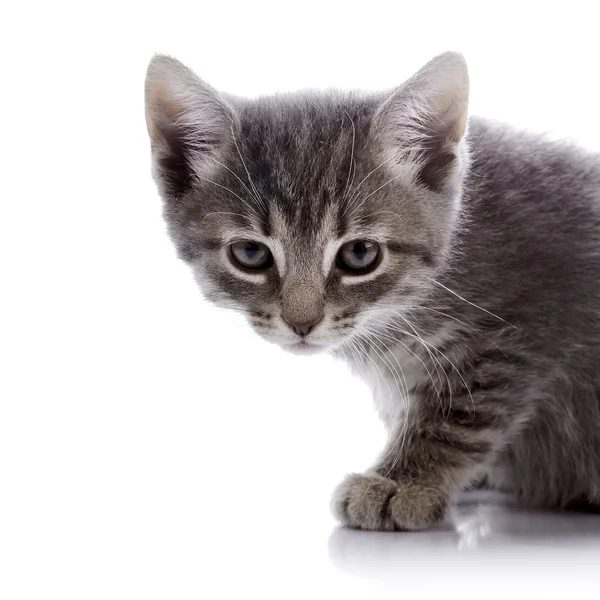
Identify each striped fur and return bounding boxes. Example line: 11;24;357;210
146;52;600;530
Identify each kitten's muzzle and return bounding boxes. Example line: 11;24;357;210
281;314;323;337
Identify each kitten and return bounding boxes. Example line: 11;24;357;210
145;52;600;531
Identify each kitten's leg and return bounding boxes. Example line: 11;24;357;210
332;396;528;531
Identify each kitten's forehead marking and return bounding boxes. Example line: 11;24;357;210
269;238;286;277
267;208;289;276
272;203;340;279
270;203;398;281
323;240;340;278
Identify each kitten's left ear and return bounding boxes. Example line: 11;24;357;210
374;51;470;190
145;54;235;198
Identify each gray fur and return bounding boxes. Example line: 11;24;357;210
145;52;600;530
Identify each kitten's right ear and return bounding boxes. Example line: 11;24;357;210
374;51;469;191
145;55;235;197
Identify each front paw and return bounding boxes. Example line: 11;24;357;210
331;472;446;531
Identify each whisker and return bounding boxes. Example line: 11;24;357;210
354;334;397;424
405;306;508;358
204;155;266;211
363;310;458;418
346;171;406;219
356;301;507;359
195;174;260;217
359;210;407;227
385;321;476;415
365;330;422;473
229;121;268;215
341;153;399;215
368;322;443;402
342;111;357;202
366;332;410;403
346;337;368;376
392;314;454;416
365;315;452;453
356;332;409;469
423;277;518;329
202;211;248;223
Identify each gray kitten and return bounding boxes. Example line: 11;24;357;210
145;52;600;531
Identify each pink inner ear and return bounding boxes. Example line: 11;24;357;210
436;98;469;144
375;52;469;155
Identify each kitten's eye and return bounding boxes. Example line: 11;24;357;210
336;240;380;273
230;241;273;270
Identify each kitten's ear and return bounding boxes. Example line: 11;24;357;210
374;51;469;190
145;54;235;197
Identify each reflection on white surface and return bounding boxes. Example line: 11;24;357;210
329;491;600;582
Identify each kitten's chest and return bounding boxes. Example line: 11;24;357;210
355;340;428;428
349;327;456;428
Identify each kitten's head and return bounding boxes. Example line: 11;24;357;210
144;52;469;354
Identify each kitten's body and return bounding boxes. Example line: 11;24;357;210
145;53;600;530
346;117;600;510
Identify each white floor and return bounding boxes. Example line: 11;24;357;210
330;492;600;583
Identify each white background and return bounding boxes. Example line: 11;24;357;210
2;1;600;598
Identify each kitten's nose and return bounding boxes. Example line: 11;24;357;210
282;315;323;337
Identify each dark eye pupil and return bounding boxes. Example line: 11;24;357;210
244;242;260;258
352;242;367;260
230;240;273;270
337;240;380;273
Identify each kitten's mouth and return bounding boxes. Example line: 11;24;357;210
284;339;323;355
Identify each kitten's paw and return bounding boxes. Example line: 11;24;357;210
331;472;446;531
